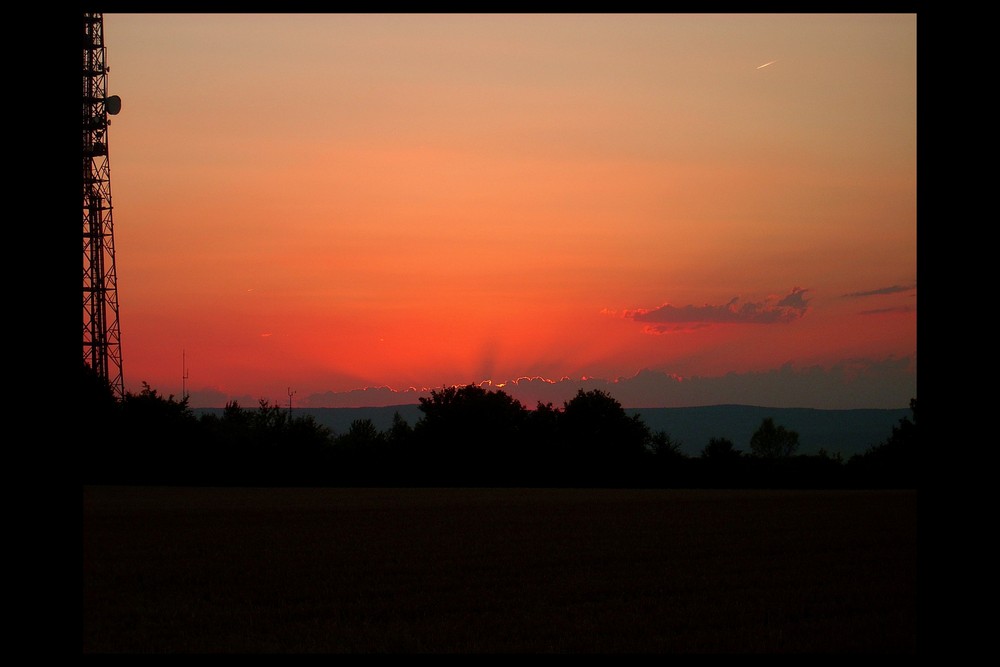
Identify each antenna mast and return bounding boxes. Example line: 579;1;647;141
182;350;189;402
82;12;124;399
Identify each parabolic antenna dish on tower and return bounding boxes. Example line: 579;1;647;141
105;95;122;115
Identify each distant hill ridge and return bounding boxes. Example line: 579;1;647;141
629;405;909;458
194;404;909;459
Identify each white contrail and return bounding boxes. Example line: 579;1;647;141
756;60;777;69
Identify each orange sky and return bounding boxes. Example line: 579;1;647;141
100;13;917;409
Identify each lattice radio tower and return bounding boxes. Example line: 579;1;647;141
83;12;124;399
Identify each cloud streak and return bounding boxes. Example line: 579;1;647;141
623;288;810;334
859;305;915;316
842;284;915;298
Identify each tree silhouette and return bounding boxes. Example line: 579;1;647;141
351;417;381;442
702;437;741;460
81;362;117;417
559;389;650;484
650;431;685;459
516;401;563;485
110;382;202;483
196;398;335;485
386;411;414;447
80;368;914;489
694;436;749;488
749;417;799;459
643;429;689;487
81;363;122;483
847;397;917;488
372;411;417;485
414;384;530;483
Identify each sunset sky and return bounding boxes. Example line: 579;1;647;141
100;13;917;409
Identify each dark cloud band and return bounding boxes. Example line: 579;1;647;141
625;287;810;329
842;284;915;298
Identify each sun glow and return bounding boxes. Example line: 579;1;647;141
105;13;916;409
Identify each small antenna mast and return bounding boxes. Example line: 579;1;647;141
182;350;189;402
287;386;296;415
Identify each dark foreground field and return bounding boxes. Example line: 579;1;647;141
82;486;917;653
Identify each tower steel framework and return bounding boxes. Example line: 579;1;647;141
82;12;124;399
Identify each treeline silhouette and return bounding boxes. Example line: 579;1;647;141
81;364;917;488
